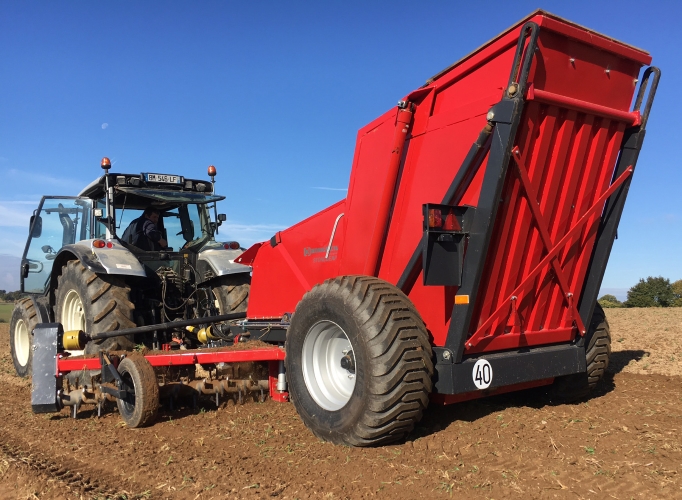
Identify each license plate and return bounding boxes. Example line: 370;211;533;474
145;173;182;184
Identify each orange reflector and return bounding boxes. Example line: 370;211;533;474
454;295;469;305
93;240;106;248
428;208;442;228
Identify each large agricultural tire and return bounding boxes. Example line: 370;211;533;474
285;276;434;446
212;274;250;314
55;260;136;355
9;298;38;377
549;303;611;402
116;356;159;428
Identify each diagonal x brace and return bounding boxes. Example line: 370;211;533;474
511;147;586;335
464;162;633;350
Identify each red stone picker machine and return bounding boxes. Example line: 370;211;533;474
28;10;659;446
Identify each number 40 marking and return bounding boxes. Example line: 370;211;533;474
472;359;493;390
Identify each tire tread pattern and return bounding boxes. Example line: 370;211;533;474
550;303;611;402
116;356;159;428
10;298;38;377
212;275;250;314
289;275;433;446
55;261;136;352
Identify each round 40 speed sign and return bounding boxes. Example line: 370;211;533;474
472;359;493;390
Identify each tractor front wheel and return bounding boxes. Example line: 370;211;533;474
286;276;433;446
9;298;38;377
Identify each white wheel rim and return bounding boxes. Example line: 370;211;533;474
14;318;30;366
302;320;356;411
62;289;86;331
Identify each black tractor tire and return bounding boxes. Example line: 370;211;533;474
211;274;250;314
286;275;434;446
116;356;159;428
549;303;611;402
55;260;136;354
9;298;39;377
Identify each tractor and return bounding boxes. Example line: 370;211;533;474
10;160;250;377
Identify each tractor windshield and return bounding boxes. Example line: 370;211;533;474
112;202;214;252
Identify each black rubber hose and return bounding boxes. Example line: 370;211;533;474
86;312;247;341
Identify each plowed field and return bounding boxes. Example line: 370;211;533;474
1;307;681;499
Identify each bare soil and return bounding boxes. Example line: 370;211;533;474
0;308;681;499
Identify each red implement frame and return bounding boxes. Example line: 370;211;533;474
57;348;289;403
462;152;633;352
223;11;659;398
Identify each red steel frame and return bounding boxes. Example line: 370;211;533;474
57;348;289;402
243;9;652;361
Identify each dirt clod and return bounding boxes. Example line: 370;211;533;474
0;308;681;498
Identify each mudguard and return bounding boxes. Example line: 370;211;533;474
197;240;251;279
53;240;147;278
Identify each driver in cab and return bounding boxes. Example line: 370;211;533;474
122;207;169;251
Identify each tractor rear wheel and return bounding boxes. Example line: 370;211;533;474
286;276;433;446
55;260;136;354
211;274;250;314
9;298;38;377
116;356;159;428
550;303;611;402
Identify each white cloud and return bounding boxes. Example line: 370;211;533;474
219;222;285;247
6;169;83;192
311;187;348;192
0;201;37;227
102;123;109;129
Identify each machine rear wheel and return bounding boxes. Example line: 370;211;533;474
9;298;38;377
550;303;611;401
55;260;136;354
116;356;159;428
286;276;433;446
211;274;250;314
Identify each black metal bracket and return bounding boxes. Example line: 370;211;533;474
100;352;123;385
31;323;63;414
98;352;133;403
99;385;129;400
444;22;540;363
578;66;660;327
422;204;475;286
432;343;586;395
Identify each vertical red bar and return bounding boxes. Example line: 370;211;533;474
268;361;288;403
363;105;414;276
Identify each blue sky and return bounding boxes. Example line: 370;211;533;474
0;1;679;300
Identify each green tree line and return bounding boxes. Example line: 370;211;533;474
599;276;682;308
0;290;27;302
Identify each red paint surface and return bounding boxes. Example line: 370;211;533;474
245;11;651;355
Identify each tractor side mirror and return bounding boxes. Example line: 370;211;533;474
217;214;226;224
30;215;42;238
